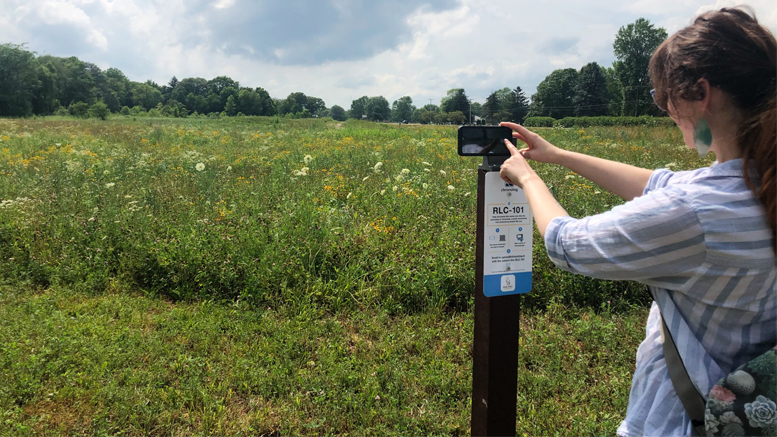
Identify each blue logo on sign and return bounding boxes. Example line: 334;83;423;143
519;227;523;232
496;228;500;233
507;249;511;254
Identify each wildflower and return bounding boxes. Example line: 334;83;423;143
392;186;398;192
362;176;370;181
375;395;381;401
401;168;410;175
422;183;428;190
347;192;353;199
226;165;232;171
439;170;446;176
665;162;677;169
105;182;115;188
380;189;386;195
293;167;310;176
196;162;205;171
422;161;432;166
373;162;383;173
448;185;455;191
303;154;314;165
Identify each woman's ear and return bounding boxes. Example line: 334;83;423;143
696;78;712;113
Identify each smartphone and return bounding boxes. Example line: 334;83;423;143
457;126;516;156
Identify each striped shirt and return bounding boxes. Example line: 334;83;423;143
544;158;777;437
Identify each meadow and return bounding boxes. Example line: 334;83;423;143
0;117;713;435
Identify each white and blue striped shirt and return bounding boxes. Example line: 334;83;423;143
544;159;777;437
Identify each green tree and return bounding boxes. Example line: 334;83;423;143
330;105;346;121
130;82;162;110
68;101;89;118
613;18;667;116
224;94;237;116
440;88;469;114
366;96;390;121
254;87;275;116
529;68;579;119
391;96;415;122
305;96;326;116
510;87;530;123
573;62;609;116
349;96;369;119
88;99;110;120
482;91;500;124
603;67;624;116
105;68;131;107
0;43;40;116
447;111;466;125
171;77;208;105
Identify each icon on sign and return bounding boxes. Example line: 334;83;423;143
507;249;511;254
519;227;523;232
499;235;506;242
495;228;500;233
516;234;524;242
501;275;516;292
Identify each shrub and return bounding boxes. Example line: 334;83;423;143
88;100;110;120
523;117;555;127
553;116;674;128
68;102;89;118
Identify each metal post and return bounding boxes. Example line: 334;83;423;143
471;158;521;437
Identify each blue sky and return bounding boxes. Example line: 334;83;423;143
1;0;775;109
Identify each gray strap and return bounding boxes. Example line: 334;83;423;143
659;314;707;434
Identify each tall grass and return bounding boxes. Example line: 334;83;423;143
0;118;711;314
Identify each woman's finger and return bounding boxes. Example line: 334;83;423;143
504;139;521;157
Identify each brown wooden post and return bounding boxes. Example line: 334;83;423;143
471;165;521;437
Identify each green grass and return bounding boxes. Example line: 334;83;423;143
0;117;713;434
0;284;647;436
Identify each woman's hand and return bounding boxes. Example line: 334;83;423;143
499;140;538;188
499;122;563;164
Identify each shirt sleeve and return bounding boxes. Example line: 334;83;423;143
544;185;707;289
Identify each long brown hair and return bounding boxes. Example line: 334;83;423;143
649;6;777;253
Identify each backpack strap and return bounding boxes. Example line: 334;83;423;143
659;314;708;436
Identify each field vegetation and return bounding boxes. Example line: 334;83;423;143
0;117;713;435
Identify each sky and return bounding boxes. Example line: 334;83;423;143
1;0;776;109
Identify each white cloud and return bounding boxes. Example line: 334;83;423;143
0;0;775;109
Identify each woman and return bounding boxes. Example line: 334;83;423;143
498;7;776;437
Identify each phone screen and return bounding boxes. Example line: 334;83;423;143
457;126;515;156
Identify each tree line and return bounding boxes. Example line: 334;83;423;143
0;18;666;123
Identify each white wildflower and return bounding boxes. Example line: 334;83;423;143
401;168;410;175
380;189;386;195
362;176;370;181
105;182;115;188
195;162;205;171
373;162;383;173
392;186;398;192
424;168;431;172
439;170;446;176
293;167;310;176
665;162;677;169
447;185;455;191
422;161;432;166
347;192;353;199
564;175;575;180
226;166;232;171
303;154;314;165
422;183;428;190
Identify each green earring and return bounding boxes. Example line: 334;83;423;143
693;117;712;158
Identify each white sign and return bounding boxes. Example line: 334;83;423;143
483;171;532;297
